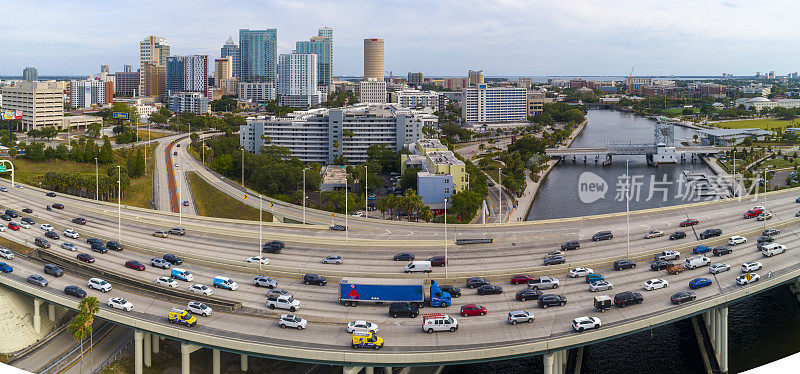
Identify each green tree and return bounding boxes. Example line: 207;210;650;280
450;189;483;222
98;137;114;164
86;122;102;138
68;313;89;374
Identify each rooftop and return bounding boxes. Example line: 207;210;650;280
427;151;464;166
696;128;774;137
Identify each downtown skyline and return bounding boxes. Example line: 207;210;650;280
2;0;800;76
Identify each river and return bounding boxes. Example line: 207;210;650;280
446;109;800;374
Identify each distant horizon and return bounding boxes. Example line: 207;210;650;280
0;74;763;81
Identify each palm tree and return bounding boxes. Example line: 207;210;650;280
79;297;100;370
68;313;89;374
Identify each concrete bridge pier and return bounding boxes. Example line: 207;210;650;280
543;349;568;374
143;332;152;367
181;342;201;374
702;306;729;374
33;298;42;334
48;302;55;322
789;277;800;303
240;354;248;371
134;330;143;374
213;349;221;374
343;366;364;374
152;333;160;354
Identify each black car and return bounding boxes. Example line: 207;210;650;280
91;243;108;254
64;285;87;298
77;253;95;263
4;210;18;218
441;285;461;298
614;259;636;270
651;259;672;271
561;241;580;250
21;217;34;224
476;285;503;295
106;241;124;251
44;231;60;240
87;238;103;246
22;208;33;214
303;274;327;286
0;214;10;222
466;277;490;289
46;192;56;197
614;291;644;307
43;264;64;277
52;203;64;209
669;231;686;240
515;288;543;301
712;245;732;256
762;229;781;237
671;291;697;305
389;302;419;318
592;231;613;241
538;294;567;308
35;237;50;248
163;254;183;265
262;242;282;254
429;256;446;266
393;252;415;261
757;235;774;244
329;224;347;231
543;255;566;266
265;240;284;249
72;217;87;225
699;228;722;240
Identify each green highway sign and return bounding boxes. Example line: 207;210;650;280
0;165;6;172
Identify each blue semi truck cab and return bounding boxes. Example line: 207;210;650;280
339;278;451;307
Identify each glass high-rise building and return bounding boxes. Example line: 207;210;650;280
296;27;333;88
221;37;240;78
23;67;38;82
166;55;209;97
239;29;277;83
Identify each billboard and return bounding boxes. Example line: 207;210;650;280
113;112;129;120
0;110;23;120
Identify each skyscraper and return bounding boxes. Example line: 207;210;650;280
100;64;110;73
468;70;484;86
23;67;38;82
239;29;277;83
144;62;166;101
214;56;233;87
139;36;170;96
278;52;322;108
363;38;384;80
221;37;240;78
123;64;133;73
166;55;209;98
296;27;333;88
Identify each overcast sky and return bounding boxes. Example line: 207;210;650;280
1;0;797;77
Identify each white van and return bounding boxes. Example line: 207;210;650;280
405;261;432;273
761;243;786;257
685;256;711;269
421;313;458;333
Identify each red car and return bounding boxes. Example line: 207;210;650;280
743;209;762;219
460;304;487;317
511;274;534;284
428;256;446;267
7;222;19;231
52;203;65;209
77;253;95;263
679;219;698;227
125;260;146;271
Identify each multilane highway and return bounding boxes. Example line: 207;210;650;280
1;175;800;365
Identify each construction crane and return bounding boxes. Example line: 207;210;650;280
385;71;393;81
627;66;635;95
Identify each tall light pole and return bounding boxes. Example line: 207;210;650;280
259;195;263;271
302;168;307;225
497;168;502;223
117;166;121;244
764;168;768;230
241;147;245;189
201;138;205;165
626;160;630;260
364;165;368;219
444;196;449;279
345;184;348;240
94;157;98;200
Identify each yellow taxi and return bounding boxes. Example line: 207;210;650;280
351;331;383;349
168;308;197;327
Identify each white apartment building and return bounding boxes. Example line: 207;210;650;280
241;104;436;164
238;82;276;102
1;81;64;131
391;90;439;110
167;92;209;114
359;78;387;104
70;79;108;109
277;52;324;108
462;84;527;123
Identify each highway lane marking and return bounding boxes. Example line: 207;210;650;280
57;324;119;374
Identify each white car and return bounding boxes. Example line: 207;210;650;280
709;263;731;274
40;224;54;231
569;267;594;278
189;284;213;295
741;262;763;273
736;273;761;285
245;256;269;264
88;278;112;292
589;281;613;292
728;236;747;245
322;255;343;264
753;205;764;211
61;242;78;251
107;297;133;311
654;250;681;261
572;316;601;332
507;310;534;325
347;320;379;333
0;225;5;232
64;229;79;239
352;211;363;217
19;221;31;229
0;248;13;260
643;278;669;291
187;301;213;317
278;314;307;330
156;276;178;288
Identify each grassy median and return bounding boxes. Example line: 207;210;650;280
712;118;794;130
187;172;273;222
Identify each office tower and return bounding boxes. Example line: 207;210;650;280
166;55;209;97
124;64;133;73
468;70;484;86
139;36;170;95
144;62;166;101
1;82;63;131
363;38;384;80
296;27;333;88
100;64;110;73
408;72;424;85
277;52;322;108
221;37;240;78
115;71;139;96
239;29;277;83
214;56;233;87
23;67;38;82
359;79;387;104
71;79;112;108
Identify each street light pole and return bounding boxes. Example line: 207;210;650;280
94;157;98;200
444;196;448;279
764;168;768;230
117;166;121;244
259;195;263;271
364;165;368;219
498;167;502;223
178;162;182;226
241;147;245;189
626;160;630;260
201;138;205;165
345;184;348;240
302;168;307;225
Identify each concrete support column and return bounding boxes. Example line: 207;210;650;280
213;349;221;374
715;309;722;355
143;333;152;367
707;311;716;349
181;343;200;374
134;330;144;374
33;298;42;334
573;347;584;374
152;333;159;354
543;352;555;374
48;303;55;322
364;368;374;374
561;350;568;373
240;354;248;372
383;367;392;374
343;366;364;374
720;307;729;374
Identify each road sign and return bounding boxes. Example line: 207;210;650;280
0;165;5;172
113;112;129;120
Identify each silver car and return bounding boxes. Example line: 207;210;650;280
27;274;48;287
254;275;278;288
709;263;730;274
187;301;212;317
507;310;534;325
589;281;613;292
322;255;343;264
61;242;78;251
